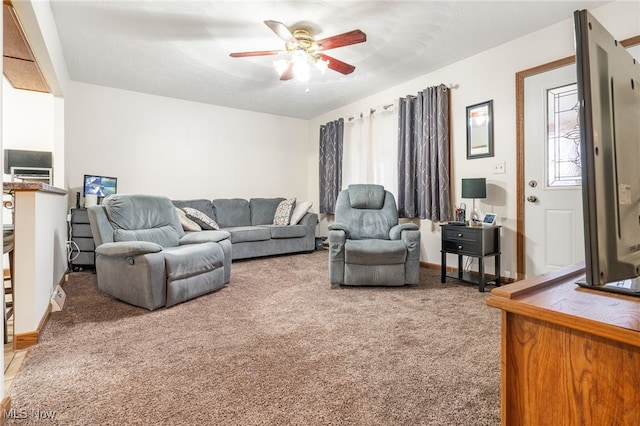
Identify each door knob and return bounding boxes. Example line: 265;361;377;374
527;195;538;203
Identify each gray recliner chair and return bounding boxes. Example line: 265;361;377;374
328;184;420;286
87;194;232;310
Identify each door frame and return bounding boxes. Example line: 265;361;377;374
515;35;640;281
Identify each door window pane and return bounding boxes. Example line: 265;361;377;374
547;83;581;187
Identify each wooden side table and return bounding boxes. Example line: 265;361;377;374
440;224;501;292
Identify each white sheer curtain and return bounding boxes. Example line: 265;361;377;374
342;108;397;199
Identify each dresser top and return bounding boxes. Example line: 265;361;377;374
4;182;67;195
441;223;500;229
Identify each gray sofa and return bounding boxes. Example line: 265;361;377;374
172;198;318;260
88;194;232;310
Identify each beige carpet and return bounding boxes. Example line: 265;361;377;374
8;251;501;425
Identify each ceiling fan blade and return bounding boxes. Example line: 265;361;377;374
280;62;295;81
316;29;366;51
229;50;281;58
264;20;296;43
319;54;356;75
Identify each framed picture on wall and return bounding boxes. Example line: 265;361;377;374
466;100;494;159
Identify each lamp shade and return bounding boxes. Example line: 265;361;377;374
461;178;487;199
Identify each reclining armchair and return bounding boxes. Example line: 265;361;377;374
88;194;232;310
328;184;420;286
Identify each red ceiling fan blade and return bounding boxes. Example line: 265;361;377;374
229;50;281;58
319;54;356;75
279;62;295;81
316;29;366;51
264;20;296;43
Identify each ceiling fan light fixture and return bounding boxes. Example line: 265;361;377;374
274;50;312;82
314;57;329;73
292;53;310;82
273;59;289;76
235;20;366;82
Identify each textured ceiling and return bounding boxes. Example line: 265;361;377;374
49;0;610;119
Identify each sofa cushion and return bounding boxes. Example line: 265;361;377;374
113;225;181;247
225;226;271;243
95;241;163;257
344;239;407;265
163;243;223;281
262;224;308;239
182;207;219;230
104;194;184;237
290;200;313;225
175;208;201;232
348;184;386;209
213;199;251;228
180;230;231;244
273;198;296;225
250;198;285;225
172;199;216;221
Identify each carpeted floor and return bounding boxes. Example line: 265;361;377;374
7;250;501;425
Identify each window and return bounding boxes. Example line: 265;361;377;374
546;83;581;187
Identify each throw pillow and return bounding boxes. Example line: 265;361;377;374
273;198;296;226
289;200;313;225
175;207;201;232
182;207;220;230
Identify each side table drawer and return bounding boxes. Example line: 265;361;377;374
444;227;480;242
71;209;89;223
73;224;93;238
73;237;95;251
444;240;480;255
72;252;94;266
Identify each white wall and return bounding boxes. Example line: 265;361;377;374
1;77;55;151
307;1;640;279
13;190;68;336
66;82;310;206
2;77;55;200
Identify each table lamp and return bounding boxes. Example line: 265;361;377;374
461;178;486;224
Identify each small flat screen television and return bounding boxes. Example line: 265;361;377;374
83;174;117;198
574;10;640;294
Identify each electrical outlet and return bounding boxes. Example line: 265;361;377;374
493;162;506;174
504;270;511;278
66;213;72;222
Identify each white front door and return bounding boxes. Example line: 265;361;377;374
524;64;584;277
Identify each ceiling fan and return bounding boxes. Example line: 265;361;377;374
229;20;366;81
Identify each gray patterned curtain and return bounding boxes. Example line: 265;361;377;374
319;118;344;214
397;84;451;221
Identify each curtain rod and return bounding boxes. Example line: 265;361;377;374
347;103;394;122
344;83;458;122
406;83;458;99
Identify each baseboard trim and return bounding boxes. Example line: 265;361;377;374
1;396;11;426
14;303;51;350
420;261;440;271
12;273;66;350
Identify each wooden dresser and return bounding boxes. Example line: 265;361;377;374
486;263;640;425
